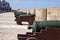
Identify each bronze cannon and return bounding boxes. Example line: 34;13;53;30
28;20;60;32
14;12;35;25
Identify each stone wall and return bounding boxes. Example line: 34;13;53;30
16;10;27;13
0;26;32;40
35;8;47;21
16;8;60;21
29;9;35;14
47;8;60;20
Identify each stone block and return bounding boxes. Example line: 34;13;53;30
47;8;60;20
35;8;47;21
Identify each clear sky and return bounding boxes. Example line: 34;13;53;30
6;0;60;10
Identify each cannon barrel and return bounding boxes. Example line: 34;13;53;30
18;13;35;19
14;12;35;18
15;12;27;16
28;20;60;32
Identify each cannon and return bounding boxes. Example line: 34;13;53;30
28;20;60;32
18;20;60;40
14;12;35;25
17;13;35;19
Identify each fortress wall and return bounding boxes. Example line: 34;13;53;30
21;10;27;13
29;9;35;14
16;8;60;21
26;10;30;14
35;8;47;21
29;8;60;21
16;10;27;13
26;10;35;14
47;8;60;20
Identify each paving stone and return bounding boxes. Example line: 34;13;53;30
0;12;32;40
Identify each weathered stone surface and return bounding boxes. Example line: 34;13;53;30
0;12;17;25
35;8;47;21
17;10;27;13
29;9;35;14
47;8;60;20
0;12;32;40
0;12;15;21
26;10;30;14
0;26;32;40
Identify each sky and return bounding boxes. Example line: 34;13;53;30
5;0;60;10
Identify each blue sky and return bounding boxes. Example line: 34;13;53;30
6;0;60;10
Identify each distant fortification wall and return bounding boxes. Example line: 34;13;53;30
47;8;60;20
16;8;60;21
